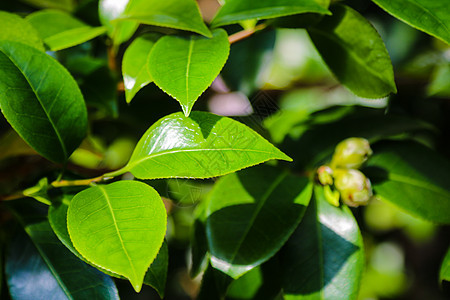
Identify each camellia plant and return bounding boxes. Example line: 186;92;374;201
0;0;449;299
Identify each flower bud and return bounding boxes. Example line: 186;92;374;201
334;169;373;207
331;138;373;169
317;165;333;185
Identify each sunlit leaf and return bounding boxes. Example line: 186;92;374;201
67;181;167;292
49;198;168;297
212;0;330;27
372;0;450;44
121;0;211;37
0;11;44;51
122;33;160;103
148;29;229;116
108;111;291;180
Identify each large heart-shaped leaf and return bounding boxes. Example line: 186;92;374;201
122;33;160;103
212;0;330;27
49;197;168;297
0;41;87;163
206;165;312;278
107;111;291;180
308;4;397;98
0;11;44;51
6;201;119;300
279;185;365;299
363;141;450;224
121;0;211;37
372;0;450;44
26;10;106;51
148;29;230;116
67;181;167;292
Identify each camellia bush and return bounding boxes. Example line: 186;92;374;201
0;0;449;299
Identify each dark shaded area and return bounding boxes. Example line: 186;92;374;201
280;198;359;295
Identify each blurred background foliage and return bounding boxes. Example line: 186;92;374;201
0;0;449;299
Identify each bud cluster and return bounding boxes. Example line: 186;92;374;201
317;138;374;207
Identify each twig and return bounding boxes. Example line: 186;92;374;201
50;175;105;188
228;24;268;44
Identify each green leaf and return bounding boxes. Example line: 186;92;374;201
280;185;364;299
0;41;88;163
99;0;139;46
19;0;75;12
212;0;330;28
440;248;450;282
428;63;450;98
226;258;282;300
372;0;450;44
197;264;233;300
108;111;291;180
143;240;168;298
67;181;167;292
122;33;160;104
364;141;450;224
120;0;211;37
0;11;44;51
6;201;119;300
308;4;397;98
206;165;312;278
49;198;168;297
26;10;106;51
148;29;230;116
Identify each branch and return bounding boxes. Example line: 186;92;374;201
228;24;268;44
50;175;105;188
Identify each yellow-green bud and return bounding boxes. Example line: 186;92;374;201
317;165;334;185
331;138;373;169
334;169;373;207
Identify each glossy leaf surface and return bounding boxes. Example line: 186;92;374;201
122;0;211;37
372;0;450;44
148;29;230;116
364;141;450;224
26;10;106;51
122;33;160;103
98;0;138;45
309;4;397;98
441;248;450;282
280;186;364;299
67;181;167;292
0;41;87;163
206;165;312;278
6;202;119;300
49;199;168;296
0;11;44;51
111;111;291;180
212;0;330;27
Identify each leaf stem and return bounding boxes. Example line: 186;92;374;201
228;24;268;44
0;192;25;201
50;175;105;188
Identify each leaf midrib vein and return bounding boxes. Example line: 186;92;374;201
98;186;138;283
128;147;282;172
0;48;68;159
226;172;289;266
